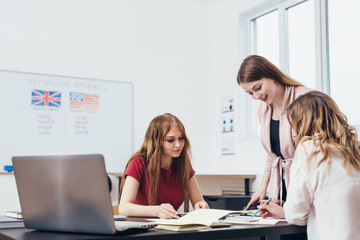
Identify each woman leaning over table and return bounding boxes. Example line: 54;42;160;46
237;55;313;208
258;91;360;240
118;113;208;219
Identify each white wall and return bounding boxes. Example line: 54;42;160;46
0;0;269;214
208;0;269;183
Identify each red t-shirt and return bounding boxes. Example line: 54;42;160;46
125;156;195;210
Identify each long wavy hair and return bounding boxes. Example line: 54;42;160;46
287;91;360;174
237;55;303;86
120;113;192;209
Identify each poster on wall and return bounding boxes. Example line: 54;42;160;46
220;94;235;155
0;70;133;173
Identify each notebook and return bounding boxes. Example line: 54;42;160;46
12;154;156;234
153;208;280;231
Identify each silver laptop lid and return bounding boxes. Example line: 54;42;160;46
12;154;116;234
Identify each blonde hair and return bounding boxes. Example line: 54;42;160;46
237;55;303;86
287;91;360;174
120;113;192;209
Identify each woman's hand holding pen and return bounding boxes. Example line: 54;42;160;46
257;200;285;219
157;203;180;219
194;200;209;210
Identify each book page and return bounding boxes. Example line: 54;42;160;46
180;209;233;226
154;209;233;226
223;216;279;225
155;225;210;232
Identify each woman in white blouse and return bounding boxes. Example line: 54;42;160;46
257;91;360;240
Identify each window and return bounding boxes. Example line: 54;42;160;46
245;0;319;139
328;0;360;127
249;10;280;137
251;10;280;67
287;0;316;89
244;0;360;138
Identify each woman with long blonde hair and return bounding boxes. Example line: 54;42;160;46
118;113;208;219
257;91;360;239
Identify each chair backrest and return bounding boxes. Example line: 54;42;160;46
112;205;119;215
108;174;120;206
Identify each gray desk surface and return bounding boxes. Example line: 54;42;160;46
0;217;306;240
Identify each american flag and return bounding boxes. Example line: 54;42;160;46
70;92;99;109
31;89;62;107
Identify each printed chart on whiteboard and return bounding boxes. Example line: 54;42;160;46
0;70;133;173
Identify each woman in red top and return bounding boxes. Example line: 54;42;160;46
118;113;209;219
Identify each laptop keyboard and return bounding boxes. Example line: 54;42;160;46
114;221;156;231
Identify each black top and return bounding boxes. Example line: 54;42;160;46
270;119;284;159
270;119;287;202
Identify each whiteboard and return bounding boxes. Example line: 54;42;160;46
0;70;133;173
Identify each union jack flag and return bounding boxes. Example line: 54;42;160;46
31;89;62;107
70;92;99;109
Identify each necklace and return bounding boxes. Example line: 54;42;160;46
272;104;282;110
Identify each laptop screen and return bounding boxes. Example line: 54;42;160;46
12;154;117;234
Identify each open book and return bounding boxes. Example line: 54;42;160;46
154;209;231;231
223;215;280;225
153;209;279;231
155;224;212;232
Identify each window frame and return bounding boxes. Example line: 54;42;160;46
241;0;330;140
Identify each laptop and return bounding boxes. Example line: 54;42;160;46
12;154;156;234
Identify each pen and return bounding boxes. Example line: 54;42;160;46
176;212;187;217
250;198;271;219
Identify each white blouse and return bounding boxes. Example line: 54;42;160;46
284;140;360;240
